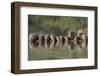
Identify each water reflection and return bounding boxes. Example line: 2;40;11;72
29;39;87;51
28;33;88;60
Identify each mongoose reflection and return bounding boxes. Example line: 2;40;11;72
29;30;87;49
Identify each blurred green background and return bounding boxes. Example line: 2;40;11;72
28;15;87;35
28;15;88;61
